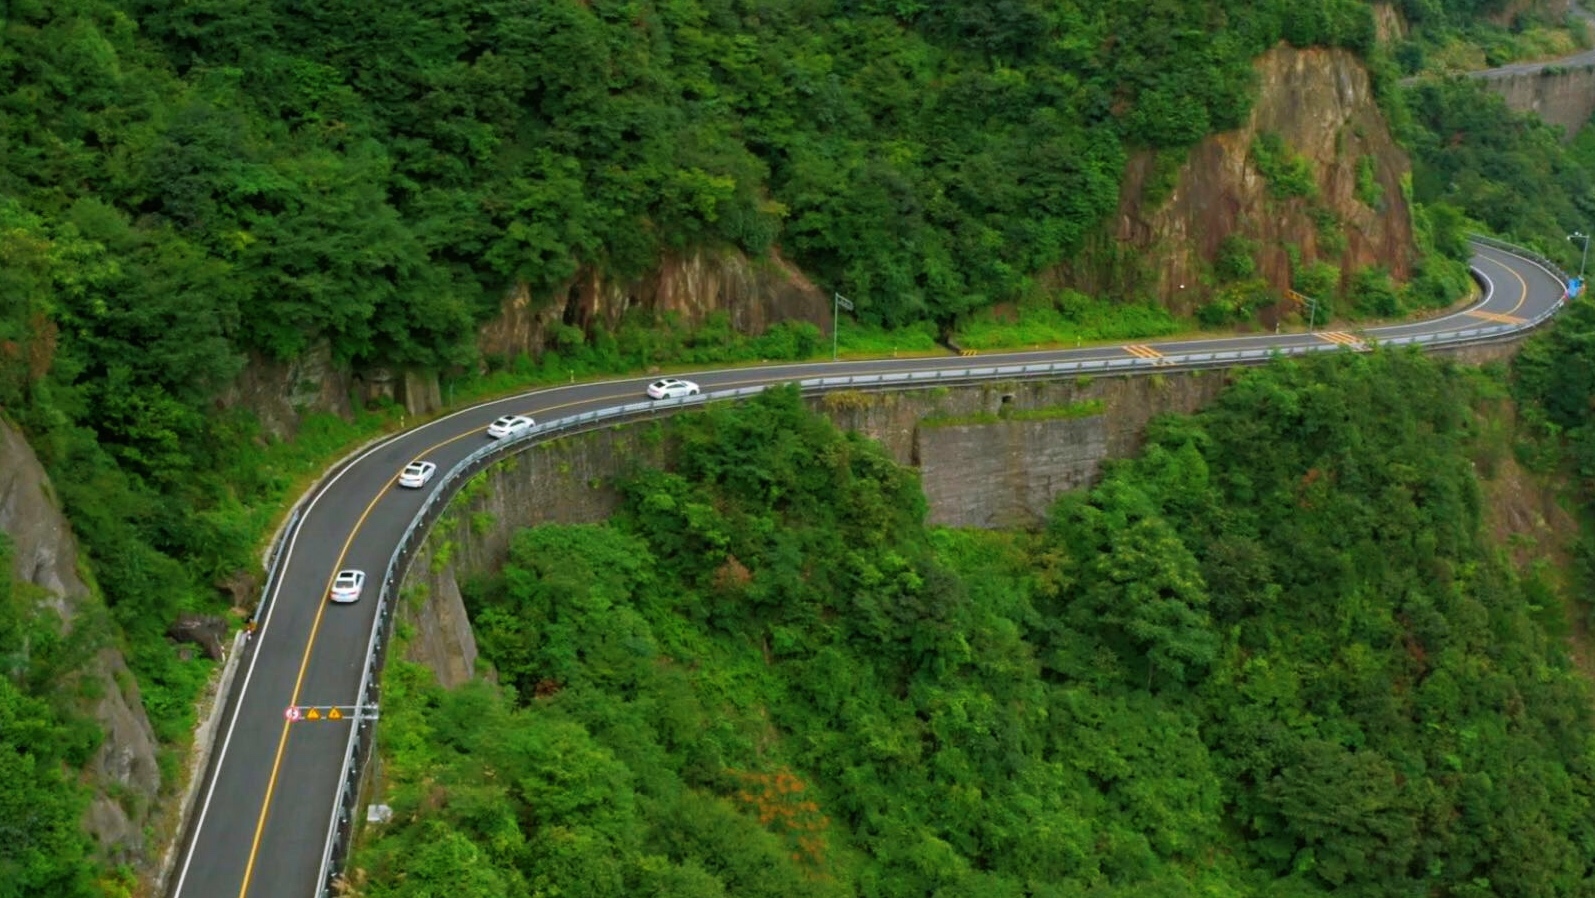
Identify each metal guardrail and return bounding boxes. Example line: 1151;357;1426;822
1467;233;1573;285
307;236;1569;895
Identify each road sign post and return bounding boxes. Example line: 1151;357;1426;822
287;704;378;723
1284;288;1320;332
833;292;854;361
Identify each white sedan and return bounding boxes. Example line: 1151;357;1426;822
329;569;366;604
486;414;534;439
647;378;700;400
397;460;437;489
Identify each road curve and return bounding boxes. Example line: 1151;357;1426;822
168;241;1567;898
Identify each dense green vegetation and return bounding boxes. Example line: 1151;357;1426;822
0;0;1591;891
0;0;1408;793
1512;288;1595;592
0;536;108;898
1389;0;1590;74
1402;78;1595;257
358;366;1595;897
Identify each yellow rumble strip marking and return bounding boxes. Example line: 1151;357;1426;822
1316;331;1363;347
1123;344;1164;360
1466;309;1525;325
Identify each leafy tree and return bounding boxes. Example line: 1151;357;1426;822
360;355;1595;898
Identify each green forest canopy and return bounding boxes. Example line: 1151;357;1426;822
359;364;1595;898
0;0;1417;782
4;1;1595;890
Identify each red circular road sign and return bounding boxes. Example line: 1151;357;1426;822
285;705;302;722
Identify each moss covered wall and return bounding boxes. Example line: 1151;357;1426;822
399;338;1523;683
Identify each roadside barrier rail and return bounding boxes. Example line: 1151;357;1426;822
307;237;1567;894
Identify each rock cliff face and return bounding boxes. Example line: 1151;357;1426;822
1477;62;1595;140
478;245;830;364
224;49;1425;426
400;428;667;686
0;419;161;867
399;371;1243;680
220;343;444;442
223;246;826;437
1060;46;1416;316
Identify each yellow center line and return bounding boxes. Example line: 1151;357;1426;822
404;375;833;466
237;475;393;896
231;251;1550;892
1478;252;1531;317
239;374;803;892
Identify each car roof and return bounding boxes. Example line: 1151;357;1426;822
404;460;430;470
656;378;685;385
336;570;362;580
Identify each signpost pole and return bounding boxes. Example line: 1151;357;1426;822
832;293;854;361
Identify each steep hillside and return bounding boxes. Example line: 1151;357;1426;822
2;0;1590;889
1059;45;1417;318
354;358;1595;897
0;418;162;892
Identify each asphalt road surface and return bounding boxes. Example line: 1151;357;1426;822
169;241;1567;898
1469;1;1595;80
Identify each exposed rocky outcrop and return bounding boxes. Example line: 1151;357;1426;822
1058;46;1416;317
1477;61;1595;139
221;247;826;436
219;343;354;441
168;613;228;662
1372;3;1408;43
400;427;667;686
0;418;161;866
1437;0;1595;141
478;245;830;364
401;335;1531;687
218;343;444;441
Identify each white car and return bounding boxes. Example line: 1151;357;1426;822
329;570;366;604
647;378;700;400
486;414;534;439
397;460;437;489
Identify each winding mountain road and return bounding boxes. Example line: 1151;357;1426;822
1468;2;1595;81
168;241;1568;898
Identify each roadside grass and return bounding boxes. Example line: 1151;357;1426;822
1420;22;1588;76
954;294;1183;350
228;273;1478;566
836;319;943;356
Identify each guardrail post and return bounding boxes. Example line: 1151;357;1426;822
295;234;1563;897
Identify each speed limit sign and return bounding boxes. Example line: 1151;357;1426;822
285;705;302;722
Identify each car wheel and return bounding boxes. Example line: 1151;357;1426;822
690;388;699;395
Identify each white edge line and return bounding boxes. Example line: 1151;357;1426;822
176;239;1565;897
343;244;1555;454
169;432;401;898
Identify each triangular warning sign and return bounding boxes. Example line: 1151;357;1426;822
328;707;343;720
306;708;321;720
